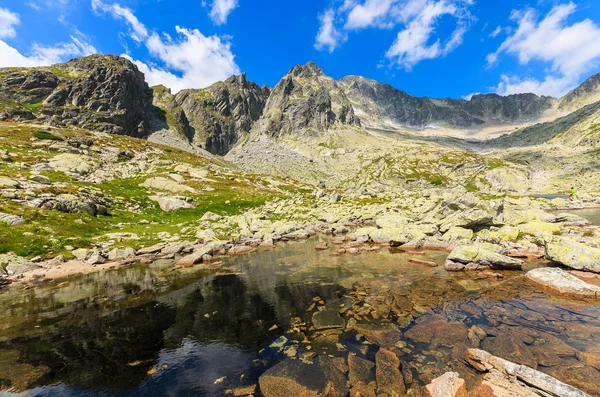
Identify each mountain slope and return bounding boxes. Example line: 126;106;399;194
152;74;270;155
339;75;556;130
558;73;600;113
0;55;153;137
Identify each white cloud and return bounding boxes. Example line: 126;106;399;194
0;7;20;39
462;92;480;100
208;0;238;25
0;31;97;68
345;0;396;29
489;2;600;97
315;0;474;70
495;74;574;98
91;0;148;42
315;9;346;53
489;26;502;38
385;1;471;70
93;1;240;93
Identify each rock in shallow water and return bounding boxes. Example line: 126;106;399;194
258;357;348;397
425;372;467;397
544;238;600;273
445;243;523;271
525;267;600;298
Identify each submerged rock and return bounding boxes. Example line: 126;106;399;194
312;309;345;330
525;267;600;298
259;357;348;397
375;348;405;397
445;243;523;271
544;238;600;273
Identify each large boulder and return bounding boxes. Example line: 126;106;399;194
544;238;600;273
140;177;196;194
526;267;600;298
0;212;25;226
445;243;523;271
49;154;96;175
259;357;348;397
151;196;195;212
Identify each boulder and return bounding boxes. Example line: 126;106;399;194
348;355;375;386
349;381;376;397
467;348;592;397
107;247;136;261
445;244;523;271
30;174;51;184
140;177;195;194
259;358;348;397
519;221;561;236
0;212;25;226
442;227;473;242
151;196;195;212
177;241;225;266
0;176;19;188
49;153;96;175
544;238;600;273
201;211;222;221
525;267;600;298
352;323;402;349
1;253;39;275
425;372;467;397
375;348;405;397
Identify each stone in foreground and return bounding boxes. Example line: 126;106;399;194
467;348;592;397
425;372;467;397
0;212;25;226
258;357;348;397
544;238;600;273
445;244;522;271
312;309;345;330
525;267;600;298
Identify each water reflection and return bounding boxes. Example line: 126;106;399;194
0;239;599;396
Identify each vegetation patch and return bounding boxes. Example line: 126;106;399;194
33;130;62;141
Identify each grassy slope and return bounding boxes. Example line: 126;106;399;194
0;123;307;258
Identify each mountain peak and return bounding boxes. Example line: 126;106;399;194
289;62;324;78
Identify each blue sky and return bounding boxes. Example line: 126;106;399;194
1;0;600;99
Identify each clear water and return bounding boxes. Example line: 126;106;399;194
1;239;599;396
562;208;600;225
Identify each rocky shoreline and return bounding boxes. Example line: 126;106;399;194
4;190;600;297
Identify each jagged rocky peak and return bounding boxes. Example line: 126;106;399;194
154;73;271;155
289;62;325;78
255;62;360;137
0;54;153;136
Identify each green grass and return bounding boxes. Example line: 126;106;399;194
33;130;62;141
465;183;480;192
22;103;43;112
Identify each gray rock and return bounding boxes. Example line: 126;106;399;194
0;212;25;226
445;243;523;271
152;196;195;212
544;238;600;273
525;267;600;298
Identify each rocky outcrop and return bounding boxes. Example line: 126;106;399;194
0;212;24;226
525;267;600;298
0;54;154;136
256;63;360;138
153;73;270;155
